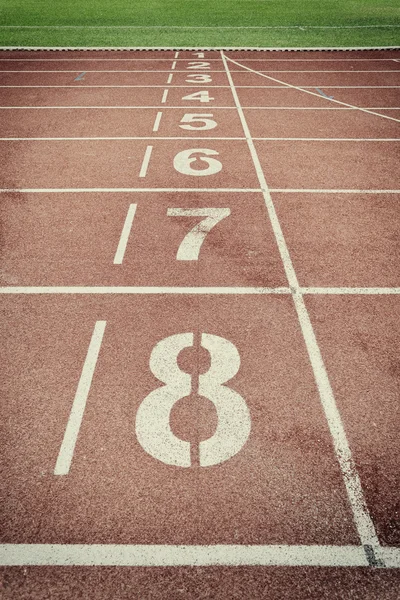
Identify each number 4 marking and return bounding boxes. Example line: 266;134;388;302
167;208;231;260
182;91;214;103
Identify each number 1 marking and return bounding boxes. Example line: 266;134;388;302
54;321;106;475
113;204;137;264
193;52;205;58
167;207;231;260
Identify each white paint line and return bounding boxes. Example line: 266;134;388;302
174;51;179;59
0;544;371;567
152;111;163;132
225;56;400;124
0;136;245;141
138;145;153;178
222;49;382;550
380;547;400;568
161;88;169;103
113;203;137;264
0;58;396;62
54;321;106;475
269;189;400;193
0;106;398;111
254;138;400;142
1;45;398;50
171;60;177;70
0;286;290;295
167;73;173;84
1;188;398;194
301;287;400;295
2;69;399;73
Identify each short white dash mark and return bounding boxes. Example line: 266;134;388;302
113;203;137;264
161;89;169;103
152;111;163;132
139;145;153;178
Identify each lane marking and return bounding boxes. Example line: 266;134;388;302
315;87;334;99
0;106;398;111
2;69;399;73
1;45;399;50
139;145;153;178
113;203;137;265
161;89;169;103
1;188;399;194
152;111;163;132
0;286;290;295
2;137;397;142
1;286;400;295
54;321;106;476
0;544;373;567
364;545;385;567
221;49;383;553
174;51;179;59
381;547;400;568
0;58;397;61
225;56;400;124
301;287;400;294
74;72;86;81
167;73;173;84
1;85;400;90
171;60;177;70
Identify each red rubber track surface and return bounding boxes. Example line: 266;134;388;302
1;49;399;599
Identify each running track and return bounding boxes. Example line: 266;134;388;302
0;49;399;599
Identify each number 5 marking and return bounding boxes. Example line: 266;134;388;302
167;208;230;260
179;113;217;131
135;333;251;467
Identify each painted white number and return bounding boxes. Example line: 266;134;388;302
185;74;212;84
187;61;211;70
179;113;217;131
135;333;251;467
182;91;214;103
173;148;222;177
167;208;230;260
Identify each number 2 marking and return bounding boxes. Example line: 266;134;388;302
167;208;230;260
135;333;251;467
187;61;211;70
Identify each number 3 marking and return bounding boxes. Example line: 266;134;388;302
135;333;251;467
173;148;222;176
167;208;230;260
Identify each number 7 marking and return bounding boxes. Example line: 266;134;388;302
167;207;231;261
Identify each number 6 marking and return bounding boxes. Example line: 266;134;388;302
135;333;251;467
167;208;230;260
173;148;222;176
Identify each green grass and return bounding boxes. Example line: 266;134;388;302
0;0;399;47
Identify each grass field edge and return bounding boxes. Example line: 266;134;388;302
0;46;399;52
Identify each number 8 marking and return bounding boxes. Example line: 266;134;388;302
135;333;251;468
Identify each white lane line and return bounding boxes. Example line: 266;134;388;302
2;286;400;295
167;73;173;84
1;188;398;194
0;106;398;110
225;56;400;124
0;286;290;295
0;136;245;141
113;203;137;265
242;107;400;110
381;547;400;568
174;51;179;59
171;60;177;70
221;49;383;552
0;544;371;567
138;145;153;178
152;111;163;132
2;69;398;73
54;321;106;476
0;58;396;62
302;287;400;294
254;138;400;142
161;89;169;103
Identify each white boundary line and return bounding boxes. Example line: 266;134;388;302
0;46;399;51
53;321;106;476
0;58;398;62
225;56;400;124
0;544;375;567
1;286;400;295
0;106;399;111
2;69;399;72
0;188;399;193
2;85;400;89
113;203;137;264
221;49;383;554
1;137;398;142
0;286;290;294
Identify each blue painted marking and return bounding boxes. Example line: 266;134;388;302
315;87;334;100
75;72;86;81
